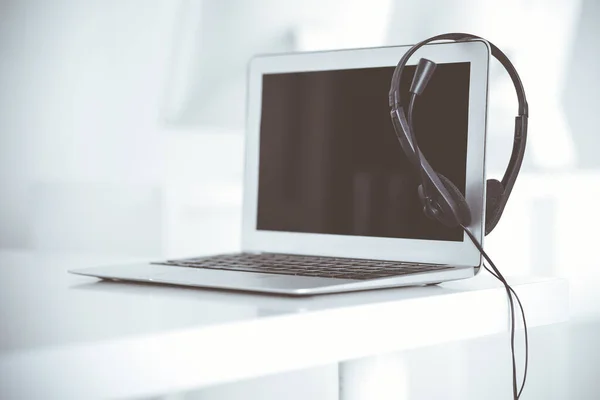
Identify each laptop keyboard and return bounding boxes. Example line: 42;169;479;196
151;253;453;281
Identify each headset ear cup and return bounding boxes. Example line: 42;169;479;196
434;173;471;227
485;179;505;235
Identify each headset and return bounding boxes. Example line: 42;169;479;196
388;33;529;399
389;33;528;235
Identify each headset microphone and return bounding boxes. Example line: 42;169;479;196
409;58;437;95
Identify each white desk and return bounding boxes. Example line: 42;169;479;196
0;251;568;399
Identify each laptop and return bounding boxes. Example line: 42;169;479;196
70;40;490;296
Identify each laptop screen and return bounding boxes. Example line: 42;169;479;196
256;62;470;242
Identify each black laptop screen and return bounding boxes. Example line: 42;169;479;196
256;62;470;242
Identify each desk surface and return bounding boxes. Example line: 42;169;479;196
0;251;568;399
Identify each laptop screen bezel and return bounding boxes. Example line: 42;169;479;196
241;41;489;267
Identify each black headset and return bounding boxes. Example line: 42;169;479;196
388;33;528;235
387;33;531;399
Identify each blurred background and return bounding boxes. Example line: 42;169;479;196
0;0;598;399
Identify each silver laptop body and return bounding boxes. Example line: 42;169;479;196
70;40;491;296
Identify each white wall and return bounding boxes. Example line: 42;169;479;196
0;0;179;256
